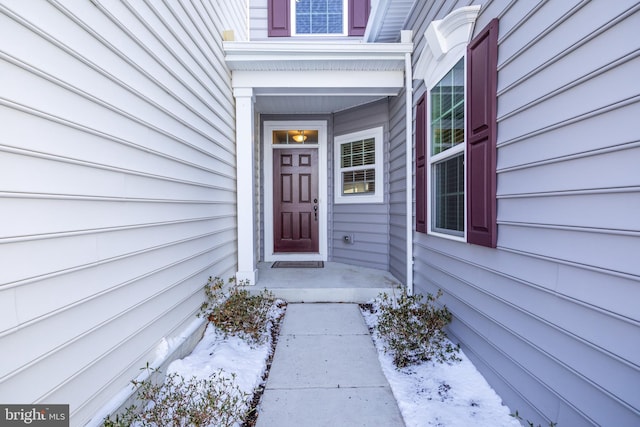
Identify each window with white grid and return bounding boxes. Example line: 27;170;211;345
334;127;383;204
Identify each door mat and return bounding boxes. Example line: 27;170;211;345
271;261;324;269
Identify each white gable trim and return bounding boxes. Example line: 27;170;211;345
414;5;481;86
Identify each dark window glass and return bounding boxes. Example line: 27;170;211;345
433;153;464;235
296;0;343;34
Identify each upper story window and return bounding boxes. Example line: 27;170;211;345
294;0;347;35
268;0;370;37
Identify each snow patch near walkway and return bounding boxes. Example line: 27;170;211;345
361;306;521;427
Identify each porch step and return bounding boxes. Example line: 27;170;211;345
249;287;396;303
250;261;403;303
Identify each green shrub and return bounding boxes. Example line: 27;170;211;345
198;276;275;346
103;278;280;426
375;289;461;368
102;366;247;427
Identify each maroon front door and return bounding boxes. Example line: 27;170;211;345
273;148;319;252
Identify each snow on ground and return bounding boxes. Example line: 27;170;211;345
167;302;287;388
165;301;286;424
361;305;521;427
166;324;268;399
139;299;518;427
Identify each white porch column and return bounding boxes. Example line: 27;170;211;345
234;87;258;285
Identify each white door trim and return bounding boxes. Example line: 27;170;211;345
264;120;328;261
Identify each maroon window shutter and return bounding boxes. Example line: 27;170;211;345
348;0;370;36
268;0;290;37
466;18;499;248
415;94;428;233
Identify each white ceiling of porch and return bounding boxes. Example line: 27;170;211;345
254;94;387;114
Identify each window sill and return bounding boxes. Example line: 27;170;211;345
427;230;466;243
335;195;384;204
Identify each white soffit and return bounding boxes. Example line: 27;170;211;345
255;95;386;114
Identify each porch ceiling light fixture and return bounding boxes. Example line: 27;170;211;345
292;130;307;143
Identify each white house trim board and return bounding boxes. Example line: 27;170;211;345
264;121;328;262
414;5;480;86
232;71;404;92
223;40;413;65
234;87;258;284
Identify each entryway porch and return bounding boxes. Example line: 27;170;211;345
224;39;414;288
250;261;402;303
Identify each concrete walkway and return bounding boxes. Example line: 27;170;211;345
256;303;405;427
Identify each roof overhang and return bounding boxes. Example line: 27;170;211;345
224;40;413;113
364;0;416;43
224;41;413;71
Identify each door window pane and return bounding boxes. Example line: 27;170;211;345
272;130;319;144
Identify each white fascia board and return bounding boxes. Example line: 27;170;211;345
224;40;413;55
364;0;390;42
224;41;413;69
231;70;404;91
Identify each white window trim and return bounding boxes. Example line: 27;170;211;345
417;6;481;242
334;126;384;204
427;56;467;242
291;0;349;37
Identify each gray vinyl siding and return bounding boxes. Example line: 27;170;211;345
254;111;262;264
409;0;640;426
0;1;243;425
388;88;407;283
249;0;268;40
332;99;390;269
